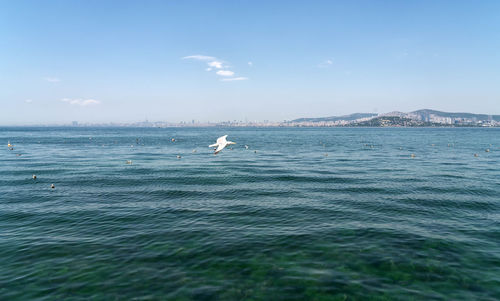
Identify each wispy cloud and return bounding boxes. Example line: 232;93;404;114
183;54;249;81
184;55;225;70
208;61;223;69
395;50;409;60
248;61;253;66
61;98;100;106
25;99;33;103
44;77;61;82
318;59;333;68
216;70;234;77
221;77;248;81
182;55;216;61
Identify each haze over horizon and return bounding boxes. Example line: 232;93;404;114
1;0;500;125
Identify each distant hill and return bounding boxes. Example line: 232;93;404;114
291;109;500;124
291;113;377;123
411;109;500;122
353;116;433;127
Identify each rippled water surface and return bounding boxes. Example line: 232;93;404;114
1;127;499;300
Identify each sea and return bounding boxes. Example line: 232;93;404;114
1;127;499;300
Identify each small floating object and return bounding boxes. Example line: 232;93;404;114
254;150;257;153
16;154;22;156
32;174;37;180
410;154;416;158
192;149;197;153
126;160;132;164
431;144;435;147
171;138;176;142
245;145;249;149
177;155;181;159
324;153;328;157
485;149;490;152
7;141;13;147
9;147;14;151
130;145;134;148
474;153;479;157
51;184;55;189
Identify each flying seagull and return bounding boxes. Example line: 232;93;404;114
209;135;236;154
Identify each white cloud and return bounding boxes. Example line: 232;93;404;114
221;77;248;81
182;55;216;61
61;98;100;106
183;54;248;80
318;59;333;68
216;70;235;77
44;77;61;82
25;99;33;103
208;61;223;69
184;54;225;70
248;61;253;66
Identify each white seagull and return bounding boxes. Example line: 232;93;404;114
209;135;236;154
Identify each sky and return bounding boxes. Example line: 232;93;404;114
1;0;500;124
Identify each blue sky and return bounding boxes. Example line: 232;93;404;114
1;0;499;124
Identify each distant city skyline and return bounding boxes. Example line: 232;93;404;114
1;1;500;125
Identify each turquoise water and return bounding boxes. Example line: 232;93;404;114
1;127;499;300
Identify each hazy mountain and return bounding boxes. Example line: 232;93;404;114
411;109;500;122
291;109;500;124
291;113;377;123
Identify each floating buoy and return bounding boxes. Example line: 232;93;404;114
126;160;132;164
51;184;55;189
32;175;37;180
171;138;175;142
474;153;479;157
177;155;181;159
485;149;490;152
410;154;416;158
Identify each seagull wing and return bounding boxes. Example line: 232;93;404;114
216;135;228;144
214;143;226;154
